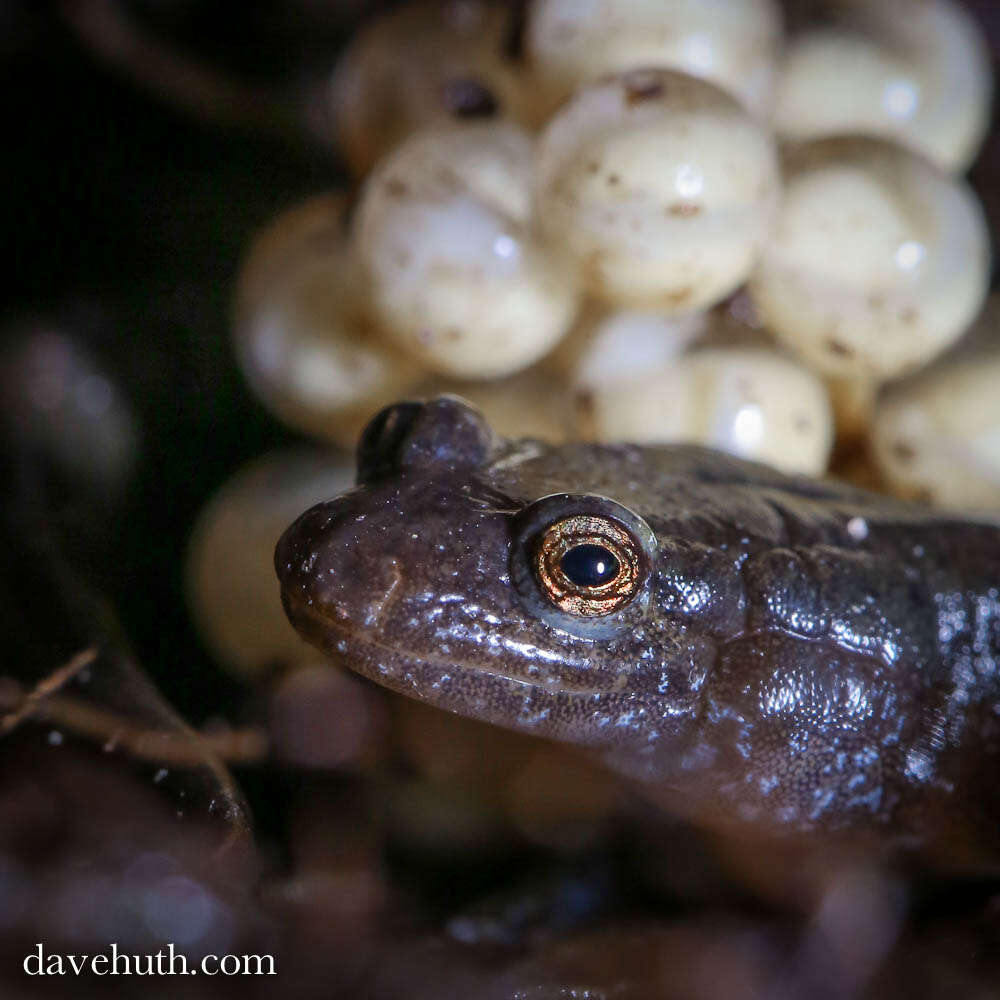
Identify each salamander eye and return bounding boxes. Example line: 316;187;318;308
535;515;641;618
510;494;656;638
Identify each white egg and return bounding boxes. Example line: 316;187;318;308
526;0;782;117
356;121;580;379
749;137;989;380
234;194;420;445
578;346;833;476
872;301;1000;510
329;0;532;176
535;70;780;312
772;0;991;173
556;307;706;386
186;450;355;679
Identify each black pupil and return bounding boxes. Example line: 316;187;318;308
560;544;620;588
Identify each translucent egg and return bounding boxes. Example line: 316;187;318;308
749;137;989;380
329;0;532;175
526;0;782;118
578;346;833;476
234;194;420;445
186;449;355;679
534;70;780;312
355;121;580;379
772;0;991;173
554;308;706;385
872;309;1000;510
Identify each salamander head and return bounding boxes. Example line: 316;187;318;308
275;397;714;760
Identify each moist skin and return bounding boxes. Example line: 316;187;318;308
276;396;1000;866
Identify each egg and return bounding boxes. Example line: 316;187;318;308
329;0;532;175
749;137;989;380
772;0;991;173
555;307;706;385
534;69;780;312
355;121;580;379
872;302;1000;510
234;194;420;445
577;346;834;476
526;0;782;118
186;449;355;679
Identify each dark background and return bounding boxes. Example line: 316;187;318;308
2;1;378;723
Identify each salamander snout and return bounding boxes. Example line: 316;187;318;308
273;489;390;638
274;465;515;655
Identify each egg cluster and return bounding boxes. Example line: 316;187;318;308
234;0;996;496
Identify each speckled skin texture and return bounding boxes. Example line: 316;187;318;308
276;398;1000;861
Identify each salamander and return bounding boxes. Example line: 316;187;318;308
275;396;1000;864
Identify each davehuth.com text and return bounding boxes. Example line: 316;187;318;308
23;943;276;977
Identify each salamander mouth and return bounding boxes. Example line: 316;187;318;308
281;590;616;742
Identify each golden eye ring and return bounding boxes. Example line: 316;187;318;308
534;514;643;618
510;493;656;638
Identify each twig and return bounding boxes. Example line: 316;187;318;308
58;0;314;144
0;646;98;735
0;672;268;765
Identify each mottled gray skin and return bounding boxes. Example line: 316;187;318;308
276;398;1000;861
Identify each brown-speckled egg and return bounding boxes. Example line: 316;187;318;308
329;0;532;175
772;0;991;173
526;0;782;118
355;121;580;379
535;70;780;312
234;194;421;445
749;137;989;380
